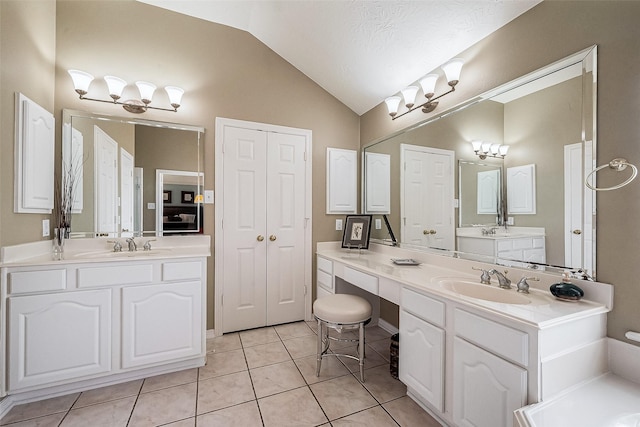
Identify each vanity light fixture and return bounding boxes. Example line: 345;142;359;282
385;58;464;120
68;70;184;113
471;140;509;159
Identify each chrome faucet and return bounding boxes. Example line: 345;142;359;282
472;267;492;284
107;240;123;252
516;276;539;294
126;237;137;252
489;269;511;289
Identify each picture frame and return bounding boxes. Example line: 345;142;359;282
163;190;172;204
341;215;372;249
181;191;195;204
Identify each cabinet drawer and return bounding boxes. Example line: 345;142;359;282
77;264;153;288
317;256;333;274
513;238;533;250
317;269;333;291
162;261;202;281
342;266;378;294
401;287;445;328
379;277;400;305
9;269;66;294
455;309;528;366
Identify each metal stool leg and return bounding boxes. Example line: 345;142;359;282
359;321;365;382
316;318;323;377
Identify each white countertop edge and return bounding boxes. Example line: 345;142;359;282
1;235;211;267
317;241;611;329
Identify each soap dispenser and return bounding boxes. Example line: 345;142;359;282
550;271;584;301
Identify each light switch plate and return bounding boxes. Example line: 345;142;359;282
148;202;156;210
507;217;514;225
42;219;50;237
375;218;382;229
336;219;343;231
204;190;214;204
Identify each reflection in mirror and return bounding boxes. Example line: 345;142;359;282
62;110;204;237
364;46;596;278
459;160;503;226
156;169;203;236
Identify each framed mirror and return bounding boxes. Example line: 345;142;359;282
61;109;204;238
364;45;597;278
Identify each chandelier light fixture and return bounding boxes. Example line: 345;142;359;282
385;58;464;120
68;70;184;113
471;140;509;159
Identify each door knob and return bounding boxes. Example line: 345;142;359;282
572;229;582;235
257;235;265;242
269;235;277;241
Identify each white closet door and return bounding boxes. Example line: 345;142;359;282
222;126;269;332
266;132;307;325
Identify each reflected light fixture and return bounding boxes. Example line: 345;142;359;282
68;69;184;113
471;140;509;159
385;58;464;120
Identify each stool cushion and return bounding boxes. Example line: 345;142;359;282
313;294;372;324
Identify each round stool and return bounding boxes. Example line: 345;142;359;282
313;294;372;382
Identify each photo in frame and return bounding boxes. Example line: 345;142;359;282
163;190;172;203
341;215;372;249
181;191;195;204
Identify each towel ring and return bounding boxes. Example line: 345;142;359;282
585;158;638;191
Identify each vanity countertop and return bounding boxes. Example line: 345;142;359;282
1;235;211;267
317;242;611;329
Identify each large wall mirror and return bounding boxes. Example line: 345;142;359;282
61;110;204;238
364;46;597;278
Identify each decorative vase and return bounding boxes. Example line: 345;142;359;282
52;227;65;260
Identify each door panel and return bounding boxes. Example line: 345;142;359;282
94;126;118;236
222;127;268;332
266;133;307;325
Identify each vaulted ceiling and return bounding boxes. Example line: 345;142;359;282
138;0;541;115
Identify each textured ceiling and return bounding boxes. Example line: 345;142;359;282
138;0;541;115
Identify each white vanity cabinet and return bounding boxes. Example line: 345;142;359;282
457;235;546;264
452;309;528;427
316;255;334;299
8;288;112;391
399;288;445;412
2;257;207;395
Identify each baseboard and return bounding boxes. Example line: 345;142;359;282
206;329;217;339
377;318;399;335
0;397;13;423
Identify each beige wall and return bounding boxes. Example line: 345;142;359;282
0;0;57;246
51;0;360;329
362;1;640;343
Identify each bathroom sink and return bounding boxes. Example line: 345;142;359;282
437;278;531;305
72;248;172;259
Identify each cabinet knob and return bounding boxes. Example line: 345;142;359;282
572;229;582;235
257;235;265;242
269;235;277;241
423;230;429;235
430;230;437;235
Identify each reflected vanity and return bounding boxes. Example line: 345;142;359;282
62;110;204;238
364;46;597;279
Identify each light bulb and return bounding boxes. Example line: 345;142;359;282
401;86;419;109
442;58;464;86
68;70;94;95
104;76;127;101
385;96;402;117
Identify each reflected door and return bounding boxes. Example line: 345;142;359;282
94;126;118;236
120;148;134;237
401;144;454;250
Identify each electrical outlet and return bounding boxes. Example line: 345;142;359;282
507;217;514;225
375;218;382;229
148;202;156;210
336;219;343;231
204;190;214;204
42;219;50;237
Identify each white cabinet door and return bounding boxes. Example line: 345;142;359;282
399;310;445;412
453;337;527;427
326;148;357;214
122;281;202;368
8;289;112;391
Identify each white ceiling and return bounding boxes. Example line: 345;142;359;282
138;0;541;115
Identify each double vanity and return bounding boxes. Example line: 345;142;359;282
316;242;612;427
0;235;209;405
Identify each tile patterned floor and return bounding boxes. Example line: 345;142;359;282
0;321;441;426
